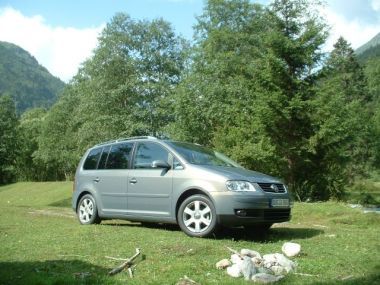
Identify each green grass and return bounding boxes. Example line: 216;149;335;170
0;182;379;285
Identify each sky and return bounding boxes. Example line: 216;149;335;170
0;0;379;82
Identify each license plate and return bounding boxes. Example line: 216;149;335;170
271;199;289;207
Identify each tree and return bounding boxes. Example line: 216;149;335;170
169;0;329;200
365;57;380;168
0;95;18;184
75;13;188;148
16;108;51;181
34;86;82;180
35;13;188;179
308;38;370;200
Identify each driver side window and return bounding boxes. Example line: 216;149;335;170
134;142;170;169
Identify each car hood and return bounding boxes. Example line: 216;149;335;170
191;165;282;183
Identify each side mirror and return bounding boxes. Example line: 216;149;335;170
151;160;171;169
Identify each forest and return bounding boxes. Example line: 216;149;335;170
1;0;379;202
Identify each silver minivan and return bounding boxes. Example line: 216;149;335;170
72;136;291;237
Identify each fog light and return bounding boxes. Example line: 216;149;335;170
236;210;247;217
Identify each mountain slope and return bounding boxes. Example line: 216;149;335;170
356;32;380;62
0;41;65;114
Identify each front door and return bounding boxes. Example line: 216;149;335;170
127;142;173;217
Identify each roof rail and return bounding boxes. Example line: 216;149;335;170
94;136;157;147
118;136;157;141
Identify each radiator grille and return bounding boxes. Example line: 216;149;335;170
258;183;286;193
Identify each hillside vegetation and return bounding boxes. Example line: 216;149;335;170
356;32;380;62
0;182;379;285
0;41;65;114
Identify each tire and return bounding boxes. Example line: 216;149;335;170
177;194;218;237
77;194;101;225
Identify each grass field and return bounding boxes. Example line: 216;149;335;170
0;182;379;285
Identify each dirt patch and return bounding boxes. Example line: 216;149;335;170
28;208;75;219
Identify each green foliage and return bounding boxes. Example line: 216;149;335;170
7;1;380;202
15;108;53;181
0;95;19;184
32;14;188;179
34;86;82;180
169;0;331;199
306;38;371;200
356;32;380;62
0;41;65;114
77;13;188;140
364;57;380;168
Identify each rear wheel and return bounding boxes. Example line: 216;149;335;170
77;194;101;225
177;194;217;237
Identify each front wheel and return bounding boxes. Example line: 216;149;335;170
77;194;101;225
177;194;218;237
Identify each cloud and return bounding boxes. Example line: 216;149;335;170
320;3;380;51
372;0;380;11
0;7;104;82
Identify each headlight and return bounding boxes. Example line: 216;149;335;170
226;180;256;192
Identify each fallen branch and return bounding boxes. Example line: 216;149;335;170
108;248;141;276
226;247;240;256
105;256;129;261
294;273;319;277
176;275;200;285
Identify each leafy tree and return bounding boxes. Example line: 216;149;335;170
35;13;188;179
34;86;82;180
0;95;18;184
74;13;188;149
170;0;329;200
16;108;51;181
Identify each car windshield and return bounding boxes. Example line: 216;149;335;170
166;141;242;168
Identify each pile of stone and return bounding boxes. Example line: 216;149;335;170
216;242;301;283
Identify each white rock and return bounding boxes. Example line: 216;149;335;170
226;264;242;278
263;253;297;273
257;266;273;275
281;242;301;257
241;249;262;259
270;265;286;276
252;256;263;267
230;254;243;265
216;259;231;270
240;256;256;280
251;273;284;283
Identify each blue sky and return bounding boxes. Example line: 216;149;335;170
0;0;204;39
0;0;379;81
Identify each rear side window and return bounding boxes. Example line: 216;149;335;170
106;142;134;169
83;148;102;170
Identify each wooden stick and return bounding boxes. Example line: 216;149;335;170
127;267;133;278
226;247;243;258
294;273;319;277
108;248;141;276
105;256;129;261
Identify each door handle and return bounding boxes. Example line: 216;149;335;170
129;178;137;184
93;178;100;183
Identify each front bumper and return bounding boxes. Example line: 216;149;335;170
211;191;291;227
